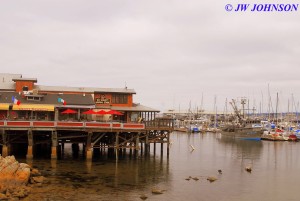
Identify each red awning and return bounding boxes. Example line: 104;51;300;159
61;109;77;114
82;110;97;114
96;110;108;115
105;110;123;115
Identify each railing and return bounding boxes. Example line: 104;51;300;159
144;119;174;129
0;121;145;130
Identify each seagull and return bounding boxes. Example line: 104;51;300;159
245;166;252;172
218;170;222;174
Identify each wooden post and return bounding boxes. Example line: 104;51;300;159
2;146;8;157
135;133;140;158
1;130;8;157
145;132;149;156
167;131;170;158
26;129;33;159
54;108;59;121
51;131;58;159
115;132;119;162
61;142;65;158
129;142;132;157
140;141;143;156
86;132;93;160
161;136;163;156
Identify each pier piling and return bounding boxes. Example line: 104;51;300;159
26;130;33;159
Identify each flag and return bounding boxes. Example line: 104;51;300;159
12;96;21;105
58;98;66;105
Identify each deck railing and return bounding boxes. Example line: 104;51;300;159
0;120;145;130
144;119;174;129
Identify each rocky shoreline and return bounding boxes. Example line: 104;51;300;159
0;155;45;200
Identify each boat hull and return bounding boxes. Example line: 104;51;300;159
221;127;264;139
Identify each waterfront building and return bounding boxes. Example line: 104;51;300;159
0;73;172;160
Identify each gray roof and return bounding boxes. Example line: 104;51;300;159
0;92;95;106
96;103;160;112
0;73;22;83
0;83;15;91
0;73;136;94
36;85;136;94
12;78;37;82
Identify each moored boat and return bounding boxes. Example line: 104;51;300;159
221;124;264;139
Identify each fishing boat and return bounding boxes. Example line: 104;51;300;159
221;123;264;139
221;99;264;140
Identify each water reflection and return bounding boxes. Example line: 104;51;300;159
216;134;263;160
20;152;171;200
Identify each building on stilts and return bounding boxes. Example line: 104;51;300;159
0;73;173;161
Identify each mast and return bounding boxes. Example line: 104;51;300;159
275;92;278;125
214;96;217;128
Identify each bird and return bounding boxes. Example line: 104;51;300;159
218;169;222;174
245;166;252;173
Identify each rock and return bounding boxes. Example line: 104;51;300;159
192;177;199;181
32;176;45;183
31;168;41;176
0;155;41;200
140;194;148;200
218;170;222;174
0;193;8;200
15;164;31;184
0;156;31;185
207;176;217;182
152;188;164;194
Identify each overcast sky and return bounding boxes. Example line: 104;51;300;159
1;0;300;113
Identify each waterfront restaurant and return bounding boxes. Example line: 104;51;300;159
0;74;159;122
0;73;172;160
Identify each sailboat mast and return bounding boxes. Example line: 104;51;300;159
275;92;278;125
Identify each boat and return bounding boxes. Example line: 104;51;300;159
220;99;264;139
261;125;298;141
221;123;264;139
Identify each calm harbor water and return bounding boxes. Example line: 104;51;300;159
19;132;300;201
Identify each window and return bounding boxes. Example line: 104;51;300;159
23;86;29;91
27;96;42;101
112;94;128;104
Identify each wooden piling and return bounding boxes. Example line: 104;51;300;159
51;131;58;159
26;129;33;159
1;130;8;157
115;132;119;162
86;132;93;160
135;133;140;158
167;131;170;158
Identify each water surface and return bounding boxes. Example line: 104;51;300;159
20;132;300;201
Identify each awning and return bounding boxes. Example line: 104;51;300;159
0;103;10;110
13;104;55;111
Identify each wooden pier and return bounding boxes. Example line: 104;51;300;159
0;119;173;161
